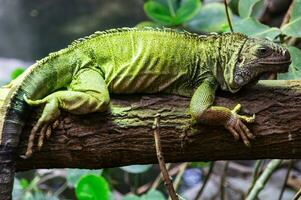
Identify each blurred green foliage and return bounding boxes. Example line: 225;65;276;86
144;0;200;26
10;67;25;80
9;0;301;199
75;174;110;200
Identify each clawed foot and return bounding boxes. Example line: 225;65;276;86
20;120;59;159
225;104;255;147
20;95;60;159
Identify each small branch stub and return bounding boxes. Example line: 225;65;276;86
153;113;179;200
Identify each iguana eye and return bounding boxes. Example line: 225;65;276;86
257;47;269;56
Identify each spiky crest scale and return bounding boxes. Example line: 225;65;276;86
36;27;248;66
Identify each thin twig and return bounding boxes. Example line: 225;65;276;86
247;160;264;196
224;0;233;33
279;0;295;45
293;188;301;200
246;159;282;200
149;164;172;191
173;163;189;191
53;182;68;197
194;162;215;200
153;113;179;200
220;161;229;200
278;160;293;200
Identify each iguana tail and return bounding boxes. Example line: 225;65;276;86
0;60;71;199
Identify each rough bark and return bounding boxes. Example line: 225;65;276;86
14;80;301;171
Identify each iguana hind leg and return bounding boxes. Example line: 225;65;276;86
22;69;110;158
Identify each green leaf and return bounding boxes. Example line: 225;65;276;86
238;0;264;18
281;0;301;37
120;165;152;174
20;178;30;189
185;3;231;33
174;0;201;24
122;194;141;200
66;169;102;187
233;17;281;40
75;175;110;200
144;0;200;26
12;178;23;200
190;162;211;168
10;67;25;80
144;1;174;25
122;189;165;200
278;46;301;80
281;18;301;37
31;192;59;200
143;189;165;200
290;0;301;21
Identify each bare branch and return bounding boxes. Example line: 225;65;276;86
12;80;301;171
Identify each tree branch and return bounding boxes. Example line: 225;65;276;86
14;80;301;171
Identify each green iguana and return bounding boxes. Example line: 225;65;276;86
0;28;291;199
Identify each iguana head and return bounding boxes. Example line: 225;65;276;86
220;35;291;93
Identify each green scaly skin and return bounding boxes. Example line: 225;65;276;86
0;28;291;199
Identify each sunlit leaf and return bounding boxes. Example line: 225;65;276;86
144;0;200;26
278;46;301;80
66;169;102;187
175;0;201;24
10;67;25;80
238;0;264;18
185;3;231;33
233;17;280;40
281;18;301;37
144;1;174;25
120;165;152;174
281;0;301;37
75;175;110;200
20;178;30;189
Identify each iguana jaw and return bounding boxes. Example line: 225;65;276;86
232;51;291;89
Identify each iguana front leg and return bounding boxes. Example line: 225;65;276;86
22;69;110;158
190;77;255;146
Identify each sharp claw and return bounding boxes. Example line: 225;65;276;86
52;120;59;129
25;149;33;158
38;125;48;150
244;141;251;147
25;126;38;158
228;126;240;140
239;122;255;140
46;126;52;140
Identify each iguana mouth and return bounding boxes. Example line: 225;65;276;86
258;50;291;71
258;60;292;65
234;58;291;88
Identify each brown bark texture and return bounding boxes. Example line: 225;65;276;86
14;80;301;171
